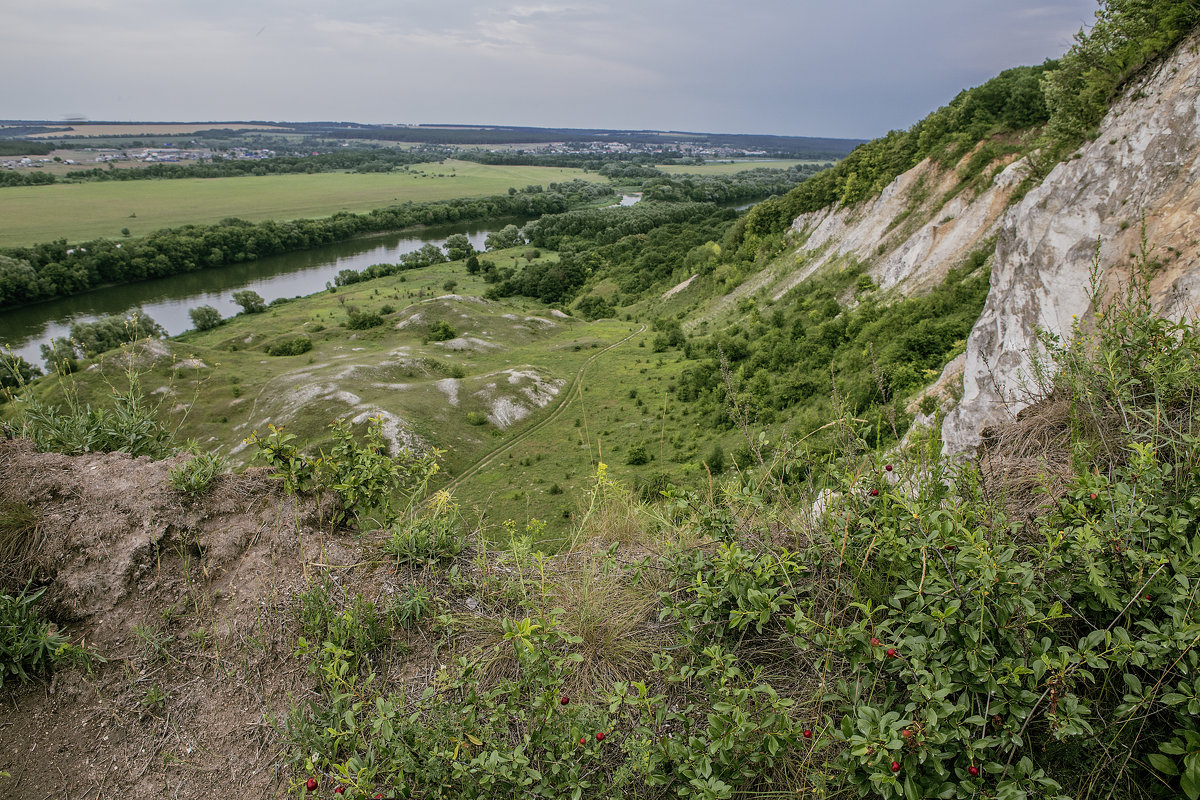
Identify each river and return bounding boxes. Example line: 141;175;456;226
0;194;655;366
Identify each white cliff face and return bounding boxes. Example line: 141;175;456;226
784;151;1027;300
942;32;1200;454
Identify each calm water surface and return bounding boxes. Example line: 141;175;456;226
1;221;502;365
0;194;644;366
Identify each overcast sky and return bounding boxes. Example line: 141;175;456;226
1;0;1099;140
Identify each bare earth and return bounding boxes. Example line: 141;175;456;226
0;439;362;799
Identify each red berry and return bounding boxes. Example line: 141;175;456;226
579;736;586;745
870;489;879;496
334;788;346;796
595;732;606;742
885;464;893;472
968;765;980;777
306;777;318;792
1144;594;1151;601
891;760;901;772
870;637;881;647
560;695;570;705
900;729;912;739
803;729;812;739
1089;493;1097;500
886;648;897;658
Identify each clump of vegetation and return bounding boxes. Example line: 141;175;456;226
425;320;456;342
40;311;165;363
383;490;464;568
265;335;312;356
188;304;222;331
168;451;226;497
0;586;91;687
1043;0;1200;151
346;310;384;330
231;290;267;314
16;362;174;459
247;417;442;527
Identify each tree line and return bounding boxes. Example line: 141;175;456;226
0;180;612;309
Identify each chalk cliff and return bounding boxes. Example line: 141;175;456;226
943;31;1200;452
784;30;1200;454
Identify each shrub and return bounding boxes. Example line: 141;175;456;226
625;442;650;465
465;411;488;426
425;321;456;342
702;442;726;473
575;294;614;320
188;304;221;331
231;289;266;314
265;335;313;356
346;310;384;330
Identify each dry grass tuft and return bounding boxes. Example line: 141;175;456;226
0;498;45;588
978;393;1076;532
453;554;669;698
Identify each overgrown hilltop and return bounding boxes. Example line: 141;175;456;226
3;270;1200;800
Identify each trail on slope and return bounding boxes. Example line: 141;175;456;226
444;323;646;492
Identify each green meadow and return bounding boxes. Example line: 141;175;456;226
0;160;605;247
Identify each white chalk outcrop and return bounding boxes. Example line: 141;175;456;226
943;31;1200;453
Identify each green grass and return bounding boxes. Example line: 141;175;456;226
28;250;638;542
0;161;606;247
657;159;820;176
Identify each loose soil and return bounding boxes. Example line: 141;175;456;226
0;439;376;799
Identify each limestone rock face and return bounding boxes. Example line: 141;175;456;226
785;152;1027;299
942;32;1200;454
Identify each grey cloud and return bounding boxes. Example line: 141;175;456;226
1;0;1098;136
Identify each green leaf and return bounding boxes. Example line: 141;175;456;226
1148;753;1178;776
1182;769;1200;800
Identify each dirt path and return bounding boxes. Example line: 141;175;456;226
445;323;646;491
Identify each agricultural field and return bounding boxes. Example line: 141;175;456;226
22;123;286;138
0;160;605;247
658;158;821;175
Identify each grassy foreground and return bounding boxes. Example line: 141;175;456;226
0;160;604;247
7;273;1200;800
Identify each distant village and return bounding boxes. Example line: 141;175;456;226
1;145;276;171
1;136;790;176
520;140;769;159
